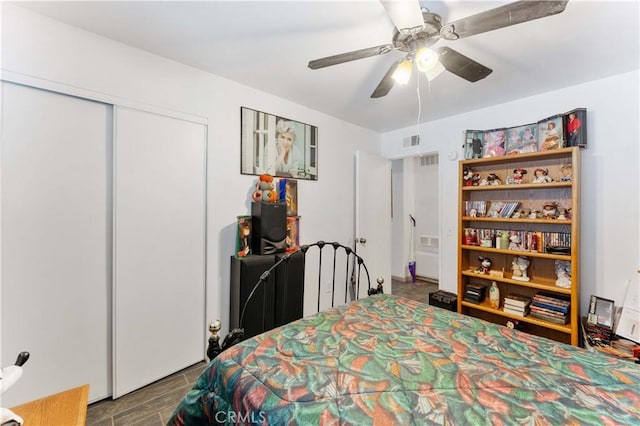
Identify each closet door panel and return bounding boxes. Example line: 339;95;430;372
1;82;112;405
113;107;206;397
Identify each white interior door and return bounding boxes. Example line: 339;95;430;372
355;150;392;296
113;107;206;397
1;82;112;405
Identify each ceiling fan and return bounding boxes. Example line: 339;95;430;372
308;0;569;98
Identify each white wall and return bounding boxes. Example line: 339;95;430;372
1;4;381;342
382;70;640;316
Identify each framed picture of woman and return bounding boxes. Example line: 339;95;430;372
241;107;318;180
537;115;564;151
482;128;506;157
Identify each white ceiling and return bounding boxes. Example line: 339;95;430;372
14;1;640;132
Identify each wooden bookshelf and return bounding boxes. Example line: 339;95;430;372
458;147;580;345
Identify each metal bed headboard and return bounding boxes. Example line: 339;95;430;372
207;241;384;360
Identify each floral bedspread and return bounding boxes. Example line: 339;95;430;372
169;294;640;425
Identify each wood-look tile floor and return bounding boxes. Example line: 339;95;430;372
87;361;207;426
87;279;438;425
391;278;439;304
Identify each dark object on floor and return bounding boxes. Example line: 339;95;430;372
429;290;458;311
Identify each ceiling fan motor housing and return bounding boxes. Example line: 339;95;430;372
392;12;442;52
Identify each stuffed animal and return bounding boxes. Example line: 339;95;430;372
486;173;501;185
471;173;481;186
252;174;278;202
512;168;527;184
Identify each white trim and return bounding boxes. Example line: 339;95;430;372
0;69;208;125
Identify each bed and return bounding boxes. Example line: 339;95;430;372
170;294;640;425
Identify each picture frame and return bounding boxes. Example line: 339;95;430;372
241;107;318;180
463;130;484;159
482;128;506;157
537;114;565;151
588;295;615;329
505;123;537;155
563;108;587;148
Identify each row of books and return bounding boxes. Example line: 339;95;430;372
464;201;488;217
503;293;531;316
463;227;571;253
530;292;570;324
486;201;520;218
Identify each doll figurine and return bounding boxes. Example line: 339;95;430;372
555;260;571;288
532;168;553;183
508;233;523;250
512;168;527;184
463;168;474;186
511;256;530;281
542;202;558;219
560;164;572;182
477;256;492;275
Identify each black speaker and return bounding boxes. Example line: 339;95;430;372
274;251;305;327
230;255;275;339
251;201;287;255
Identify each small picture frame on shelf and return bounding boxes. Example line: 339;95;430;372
236;215;252;257
563;108;587;148
463;130;484;159
537;115;565;151
505;123;537;155
587;295;615;329
482;128;506;157
285;216;300;253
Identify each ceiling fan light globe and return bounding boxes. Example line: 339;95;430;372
391;59;413;85
424;61;445;81
415;47;439;73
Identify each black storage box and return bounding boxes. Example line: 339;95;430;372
429;290;458;312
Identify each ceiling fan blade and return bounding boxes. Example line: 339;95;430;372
380;0;425;33
308;44;394;70
371;59;403;99
437;47;492;82
441;1;569;40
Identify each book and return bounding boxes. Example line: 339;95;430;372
530;312;569;325
487;201;505;218
504;293;531;308
531;302;569;315
504;306;529;316
530;305;567;318
504;301;530;312
534;292;571;306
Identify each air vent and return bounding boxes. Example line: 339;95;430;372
419;235;439;250
420;155;438;167
402;135;420;148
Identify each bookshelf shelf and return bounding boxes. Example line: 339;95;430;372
462;216;571;225
460;271;572;294
461;300;572;333
462;182;572;191
460;245;572;260
458;147;580;345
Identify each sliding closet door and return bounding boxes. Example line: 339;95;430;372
1;82;112;405
113;107;206;397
